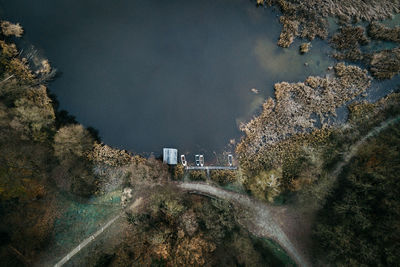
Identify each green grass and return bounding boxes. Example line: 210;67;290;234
53;190;122;250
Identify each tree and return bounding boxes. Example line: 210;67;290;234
53;124;96;195
53;124;93;161
13;86;55;141
246;168;282;202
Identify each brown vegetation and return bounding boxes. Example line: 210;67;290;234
87;142;131;167
52;124;96;195
238;63;370;166
54;124;93;159
210;170;237;186
189;170;207;181
260;0;399;47
329;23;400;80
295;93;400;209
237;63;372;201
98;186;284;266
299;42;311;54
369;47;400;79
126;157;169;185
331;25;369;61
368;21;400;43
0;82;58;265
172;164;185;180
1;21;23;37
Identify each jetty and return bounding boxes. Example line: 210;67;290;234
163;148;237;174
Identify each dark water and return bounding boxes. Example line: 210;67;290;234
0;0;335;158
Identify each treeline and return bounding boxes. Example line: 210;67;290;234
0;21;61;265
312;120;400;265
0;20;167;265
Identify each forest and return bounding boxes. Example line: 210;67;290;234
313;118;400;266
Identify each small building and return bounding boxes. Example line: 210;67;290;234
163;148;178;165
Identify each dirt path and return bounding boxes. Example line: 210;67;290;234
178;182;311;267
53;214;121;267
52;118;400;267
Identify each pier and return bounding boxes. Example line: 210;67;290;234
163;148;237;177
185;166;237;171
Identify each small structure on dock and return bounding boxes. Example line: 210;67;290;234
163;148;178;165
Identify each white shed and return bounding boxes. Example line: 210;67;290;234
163;148;178;165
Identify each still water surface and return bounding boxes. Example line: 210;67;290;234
0;0;335;158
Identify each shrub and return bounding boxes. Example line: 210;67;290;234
210;170;237;185
173;164;185;180
189;170;207;181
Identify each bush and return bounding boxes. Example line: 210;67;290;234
210;170;237;185
189;170;207;181
173;164;185;180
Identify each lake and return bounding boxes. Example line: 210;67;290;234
0;0;335;160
